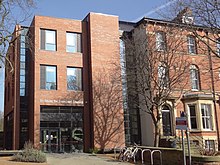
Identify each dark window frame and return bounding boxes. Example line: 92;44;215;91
40;65;57;90
40;29;57;51
66;32;82;53
66;66;83;91
188;104;198;129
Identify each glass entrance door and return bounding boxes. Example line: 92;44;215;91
50;130;59;152
41;129;59;152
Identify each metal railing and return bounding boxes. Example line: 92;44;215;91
115;144;163;165
176;135;218;156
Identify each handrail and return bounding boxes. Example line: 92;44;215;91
176;135;217;155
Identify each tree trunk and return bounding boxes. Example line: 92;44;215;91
154;122;161;147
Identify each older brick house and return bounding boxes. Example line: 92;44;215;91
120;11;220;150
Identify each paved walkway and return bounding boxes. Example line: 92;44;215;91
46;153;130;165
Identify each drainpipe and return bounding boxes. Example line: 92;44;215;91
206;31;220;148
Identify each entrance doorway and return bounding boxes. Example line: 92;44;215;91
40;106;83;153
162;105;172;136
41;129;59;152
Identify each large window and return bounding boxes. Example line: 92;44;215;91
188;105;197;129
156;32;166;51
67;67;82;91
190;65;200;90
158;63;169;88
187;35;197;54
40;29;56;51
201;104;212;130
20;28;27;96
66;32;81;53
40;65;57;90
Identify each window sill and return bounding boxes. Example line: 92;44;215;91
188;52;198;55
201;129;215;132
188;129;201;132
189;129;215;132
66;51;82;54
40;49;56;52
156;49;166;52
67;90;83;92
191;89;199;91
160;135;175;139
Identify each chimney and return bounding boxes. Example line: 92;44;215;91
173;7;194;24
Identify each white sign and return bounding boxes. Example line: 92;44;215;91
176;117;188;130
40;99;83;105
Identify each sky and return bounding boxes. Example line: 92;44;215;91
0;0;177;111
34;0;174;22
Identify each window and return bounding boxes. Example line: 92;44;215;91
156;32;166;51
201;104;212;130
187;36;196;54
40;29;56;51
217;38;220;56
158;63;169;88
188;105;197;129
40;65;57;90
205;140;215;150
66;32;81;53
190;65;200;90
67;67;82;90
20;33;26;96
162;105;172;136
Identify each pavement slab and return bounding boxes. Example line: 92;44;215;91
46;153;130;165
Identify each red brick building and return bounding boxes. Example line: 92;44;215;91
4;13;125;152
120;10;220;150
4;10;220;153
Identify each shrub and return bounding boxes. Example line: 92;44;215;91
88;147;100;154
13;141;46;163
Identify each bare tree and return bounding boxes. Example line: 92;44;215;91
93;67;124;152
163;0;220;146
123;23;192;147
0;0;35;69
163;0;220;57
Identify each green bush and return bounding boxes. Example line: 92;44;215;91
88;147;100;154
13;141;46;163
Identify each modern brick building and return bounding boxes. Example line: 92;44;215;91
4;10;220;153
4;13;125;152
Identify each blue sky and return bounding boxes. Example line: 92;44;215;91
34;0;173;21
0;0;176;111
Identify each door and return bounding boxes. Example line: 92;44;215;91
40;129;59;152
162;105;172;136
50;130;59;152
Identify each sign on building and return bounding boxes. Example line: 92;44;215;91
176;117;188;130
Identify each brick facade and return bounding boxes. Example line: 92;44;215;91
4;13;125;152
4;10;220;153
120;16;220;149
